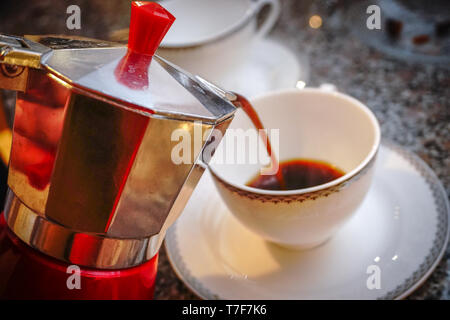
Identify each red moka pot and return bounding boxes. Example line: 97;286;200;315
0;2;236;299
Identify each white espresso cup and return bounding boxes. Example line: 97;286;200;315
156;0;280;83
209;88;381;250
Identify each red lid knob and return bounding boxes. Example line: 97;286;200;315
128;1;175;56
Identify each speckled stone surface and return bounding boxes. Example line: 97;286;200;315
0;0;448;300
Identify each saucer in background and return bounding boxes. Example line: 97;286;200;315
215;39;306;98
165;141;449;299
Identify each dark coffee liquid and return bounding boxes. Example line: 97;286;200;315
247;159;345;191
232;94;344;191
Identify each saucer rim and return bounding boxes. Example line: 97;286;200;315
165;140;449;300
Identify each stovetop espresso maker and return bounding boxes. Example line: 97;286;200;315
0;1;237;299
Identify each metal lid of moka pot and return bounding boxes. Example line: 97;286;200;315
1;2;236;124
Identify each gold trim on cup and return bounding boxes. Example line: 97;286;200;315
210;150;378;203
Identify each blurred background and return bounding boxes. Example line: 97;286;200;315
0;0;448;299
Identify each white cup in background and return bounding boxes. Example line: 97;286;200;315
156;0;280;83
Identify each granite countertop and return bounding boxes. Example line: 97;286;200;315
0;0;448;300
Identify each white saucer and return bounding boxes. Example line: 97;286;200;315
216;39;307;98
165;142;449;299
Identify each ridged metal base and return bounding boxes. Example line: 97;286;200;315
3;189;161;269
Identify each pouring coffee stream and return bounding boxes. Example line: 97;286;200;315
230;93;286;189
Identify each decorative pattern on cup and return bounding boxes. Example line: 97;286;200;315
210;152;378;203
